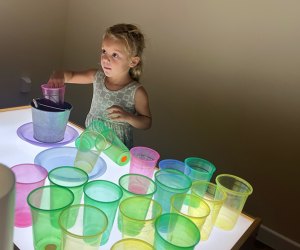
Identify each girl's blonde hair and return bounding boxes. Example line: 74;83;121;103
104;23;145;81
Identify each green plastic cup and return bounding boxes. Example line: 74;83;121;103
27;185;74;250
154;169;192;213
154;213;200;249
84;180;123;245
48;166;89;206
118;174;157;231
171;193;210;233
184;157;216;182
75;130;107;173
85;120;130;166
215;174;253;230
118;173;157;201
191;181;227;240
111;238;154;249
119;197;162;244
59;204;108;249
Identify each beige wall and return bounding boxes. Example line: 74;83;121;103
1;0;299;246
0;0;68;106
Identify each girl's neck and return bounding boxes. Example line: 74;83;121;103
105;75;133;91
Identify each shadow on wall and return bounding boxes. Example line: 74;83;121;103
0;77;32;108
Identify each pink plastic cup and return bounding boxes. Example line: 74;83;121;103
129;146;160;179
11;163;48;227
41;83;65;104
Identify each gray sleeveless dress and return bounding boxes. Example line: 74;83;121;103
85;70;141;148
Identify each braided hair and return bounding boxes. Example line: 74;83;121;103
104;24;145;81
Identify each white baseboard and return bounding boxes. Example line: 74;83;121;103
257;224;300;250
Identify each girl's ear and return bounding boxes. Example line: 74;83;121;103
130;56;140;68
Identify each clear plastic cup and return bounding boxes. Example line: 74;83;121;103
171;193;210;234
158;159;186;173
154;169;192;213
84;180;123;245
27;185;74;249
41;83;65;105
154;213;200;249
184;157;216;182
59;204;108;250
11;163;48;227
48;166;89;206
215;174;253;230
191;181;227;240
119;197;162;244
111;238;154;250
129;146;160;178
75;131;107;173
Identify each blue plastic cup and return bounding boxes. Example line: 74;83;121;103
158;159;186;173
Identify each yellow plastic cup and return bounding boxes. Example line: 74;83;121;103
215;174;253;230
191;181;227;240
171;193;210;233
59;204;108;250
118;196;162;245
111;238;154;250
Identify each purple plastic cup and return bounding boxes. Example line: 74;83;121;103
129;146;160;179
11;163;48;227
41;83;65;104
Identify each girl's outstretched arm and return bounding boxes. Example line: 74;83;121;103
47;69;97;87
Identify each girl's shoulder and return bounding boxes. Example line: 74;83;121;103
94;70;105;82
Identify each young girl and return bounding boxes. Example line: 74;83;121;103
47;23;152;148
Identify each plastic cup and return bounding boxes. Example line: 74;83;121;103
84;180;123;245
48;166;89;206
111;238;154;250
154;213;200;249
154;169;192;214
119;197;162;244
158;159;186;173
27;185;74;250
85;120;130;166
11;163;48;227
171;194;210;233
118;174;157;201
59;204;108;250
129;146;160;178
191;181;227;240
41;83;65;105
75;130;107;173
118;174;157;231
215;174;253;230
184;157;216;182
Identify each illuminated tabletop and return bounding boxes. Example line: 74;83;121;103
0;106;261;250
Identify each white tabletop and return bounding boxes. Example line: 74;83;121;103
0;107;258;250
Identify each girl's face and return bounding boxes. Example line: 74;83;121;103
100;36;133;79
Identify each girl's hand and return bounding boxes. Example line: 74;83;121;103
106;105;131;122
47;71;65;88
